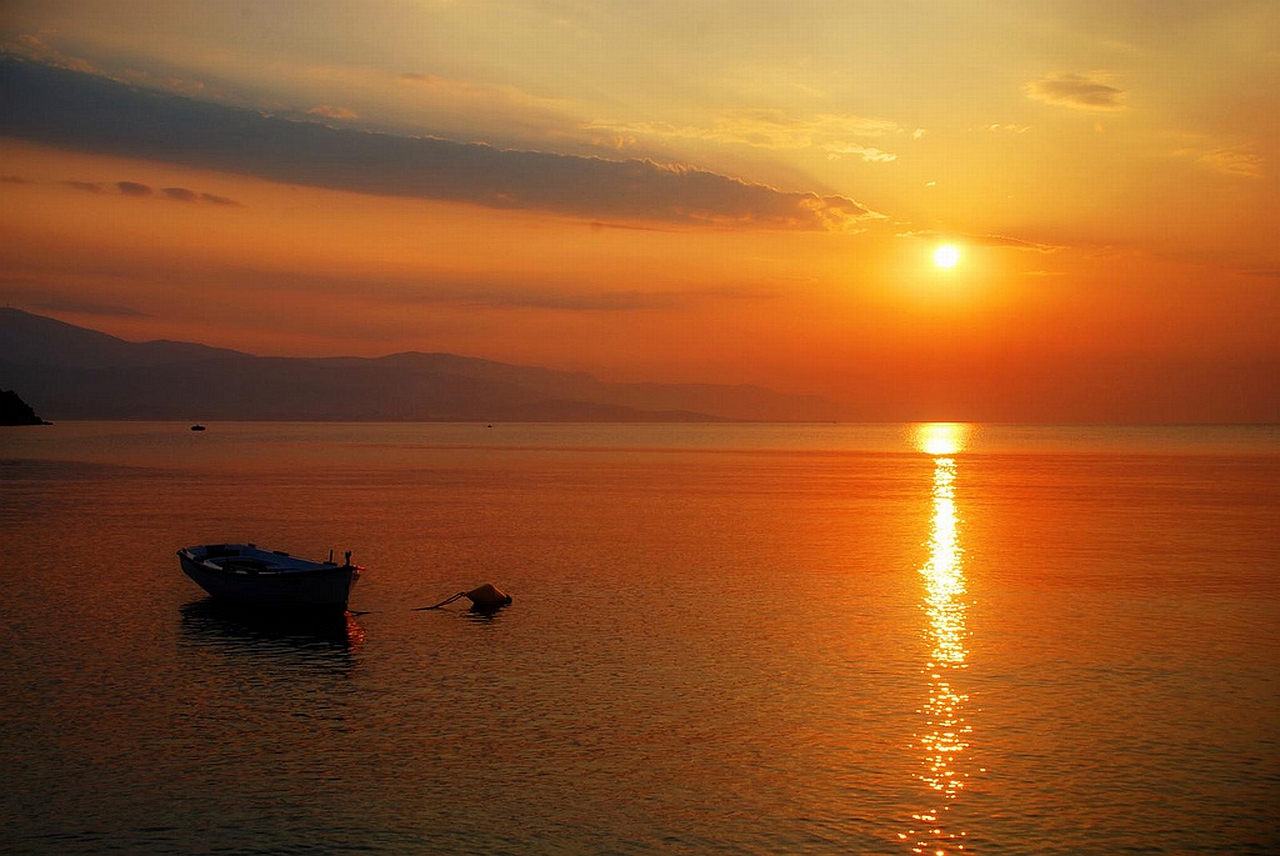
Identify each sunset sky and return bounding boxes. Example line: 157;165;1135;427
2;1;1277;421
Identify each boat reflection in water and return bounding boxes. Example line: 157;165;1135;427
903;423;976;855
179;598;365;665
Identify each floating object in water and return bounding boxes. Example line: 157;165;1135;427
464;583;512;610
177;543;361;611
191;424;206;431
417;583;512;613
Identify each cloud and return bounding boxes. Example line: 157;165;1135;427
117;180;237;203
398;72;450;86
0;277;148;318
446;284;773;312
898;230;1065;253
1166;132;1264;179
394;69;549;107
307;104;358;121
0;58;875;231
116;180;152;196
1024;73;1127;112
29;298;149;317
1193;147;1264;178
591;108;904;156
987;123;1030;133
973;234;1064;253
359;279;773;313
387;67;575;138
116;69;215;99
3;33;96;75
62;176;240;204
823;143;896;163
1;251;758;317
456;288;681;312
588;221;677;233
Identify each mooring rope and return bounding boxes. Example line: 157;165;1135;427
413;591;469;610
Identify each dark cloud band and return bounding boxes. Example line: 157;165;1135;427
0;58;872;231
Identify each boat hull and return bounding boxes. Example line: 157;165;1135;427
178;547;359;611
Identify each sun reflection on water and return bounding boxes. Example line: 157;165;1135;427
915;422;971;457
904;423;974;855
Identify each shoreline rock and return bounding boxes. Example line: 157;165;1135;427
1;389;52;425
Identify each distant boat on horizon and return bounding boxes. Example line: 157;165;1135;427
177;543;361;611
190;424;206;431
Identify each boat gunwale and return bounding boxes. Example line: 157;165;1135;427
178;544;361;577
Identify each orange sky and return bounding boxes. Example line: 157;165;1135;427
1;2;1277;421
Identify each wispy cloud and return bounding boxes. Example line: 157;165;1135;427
396;71;491;93
1189;146;1264;178
588;108;906;162
588;221;677;233
0;276;148;318
823;143;896;163
62;177;241;204
0;252;763;317
1024;73;1127;112
453;288;681;312
392;67;574;119
200;192;238;205
3;33;96;74
328;278;772;314
897;230;1065;253
116;180;152;197
28;298;149;317
0;59;876;231
445;283;775;313
1164;130;1265;179
307;104;358;121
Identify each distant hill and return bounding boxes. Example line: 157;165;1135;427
0;308;843;422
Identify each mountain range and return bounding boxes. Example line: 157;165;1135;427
0;309;842;422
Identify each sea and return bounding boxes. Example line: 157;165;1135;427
1;422;1277;855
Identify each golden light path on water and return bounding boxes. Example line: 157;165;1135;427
903;423;975;855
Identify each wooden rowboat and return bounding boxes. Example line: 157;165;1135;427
178;543;361;611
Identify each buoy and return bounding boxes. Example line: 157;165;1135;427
415;583;512;612
464;583;512;611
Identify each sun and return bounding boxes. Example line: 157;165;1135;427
933;244;960;269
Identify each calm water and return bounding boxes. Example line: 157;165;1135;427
1;422;1277;855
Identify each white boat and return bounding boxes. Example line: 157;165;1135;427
178;543;361;611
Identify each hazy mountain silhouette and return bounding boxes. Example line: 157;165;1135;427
0;309;842;422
